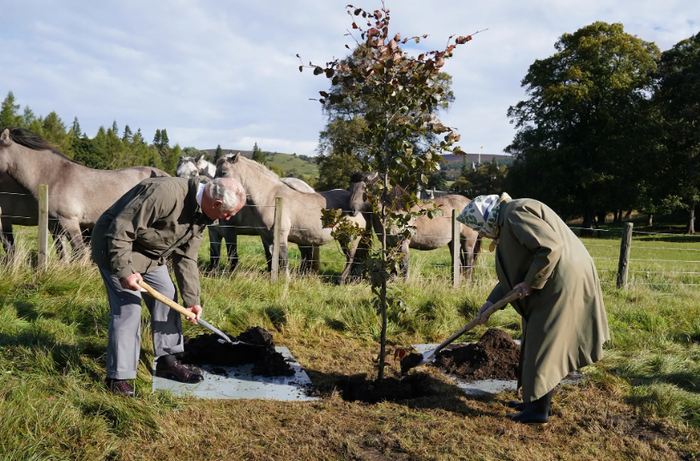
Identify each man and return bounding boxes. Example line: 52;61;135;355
91;176;246;397
457;193;610;424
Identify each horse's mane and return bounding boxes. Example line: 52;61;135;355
237;154;284;183
4;127;81;164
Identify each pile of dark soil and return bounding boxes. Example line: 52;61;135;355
177;326;294;377
433;328;520;381
335;372;436;403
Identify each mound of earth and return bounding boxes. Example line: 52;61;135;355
433;328;520;381
177;326;294;377
335;372;436;403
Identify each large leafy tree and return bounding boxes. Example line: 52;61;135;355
654;32;700;233
301;2;472;380
506;22;660;226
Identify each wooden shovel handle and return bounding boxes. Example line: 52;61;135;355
434;288;524;353
138;280;196;320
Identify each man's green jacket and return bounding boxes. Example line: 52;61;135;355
91;177;214;307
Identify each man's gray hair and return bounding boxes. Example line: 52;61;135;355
206;177;246;213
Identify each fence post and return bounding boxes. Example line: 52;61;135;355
451;208;460;288
616;222;633;289
37;184;49;270
271;196;283;283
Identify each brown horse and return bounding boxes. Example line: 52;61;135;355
348;171;481;282
215;152;368;280
0;127;169;255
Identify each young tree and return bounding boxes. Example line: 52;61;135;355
300;2;473;380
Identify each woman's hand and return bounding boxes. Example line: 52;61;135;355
514;282;532;297
476;300;495;325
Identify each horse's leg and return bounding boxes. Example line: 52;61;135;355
400;240;410;279
60;218;87;259
49;220;69;259
299;244;313;274
0;216;13;256
223;225;238;271
208;226;222;272
339;237;360;284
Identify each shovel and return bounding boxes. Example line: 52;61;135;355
401;288;524;372
138;280;248;345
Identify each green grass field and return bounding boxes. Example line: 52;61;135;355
0;225;699;460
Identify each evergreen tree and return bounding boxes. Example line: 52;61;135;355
111;120;119;135
0;91;21;127
122;125;133;143
251;142;266;165
71;117;82;138
22;107;38;130
215;144;223;162
41;111;72;156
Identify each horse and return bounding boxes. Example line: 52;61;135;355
0;127;169;255
215;152;368;280
176;154;318;272
348;171;481;282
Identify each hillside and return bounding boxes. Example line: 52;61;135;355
199;149;510;180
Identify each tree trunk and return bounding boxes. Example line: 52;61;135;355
596;211;607;226
688;200;697;234
581;211;594;237
624;210;633;221
647;213;653;227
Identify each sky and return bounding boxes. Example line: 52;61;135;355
1;1;697;157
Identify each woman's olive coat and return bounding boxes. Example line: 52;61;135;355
486;198;610;402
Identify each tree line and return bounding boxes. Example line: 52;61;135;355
314;22;700;233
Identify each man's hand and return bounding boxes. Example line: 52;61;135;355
186;305;202;324
475;300;494;325
121;273;143;291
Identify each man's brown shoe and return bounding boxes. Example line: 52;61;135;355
106;379;135;397
155;360;204;384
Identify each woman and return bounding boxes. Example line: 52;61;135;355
457;193;610;424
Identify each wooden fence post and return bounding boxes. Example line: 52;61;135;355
451;208;460;288
616;222;633;289
37;184;49;270
271;196;283;283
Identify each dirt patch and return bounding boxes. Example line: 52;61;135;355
335;372;436;403
177;326;294;377
433;328;520;381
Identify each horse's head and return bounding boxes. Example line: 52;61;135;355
215;152;242;179
348;171;378;216
176;155;199;178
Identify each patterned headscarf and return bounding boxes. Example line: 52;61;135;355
457;193;511;239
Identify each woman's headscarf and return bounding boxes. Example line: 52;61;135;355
456;192;511;239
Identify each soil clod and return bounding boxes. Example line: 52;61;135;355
178;326;294;377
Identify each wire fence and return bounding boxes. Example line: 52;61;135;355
1;189;699;289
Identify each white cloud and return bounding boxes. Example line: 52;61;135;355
0;0;697;156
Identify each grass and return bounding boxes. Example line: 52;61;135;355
0;226;699;460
